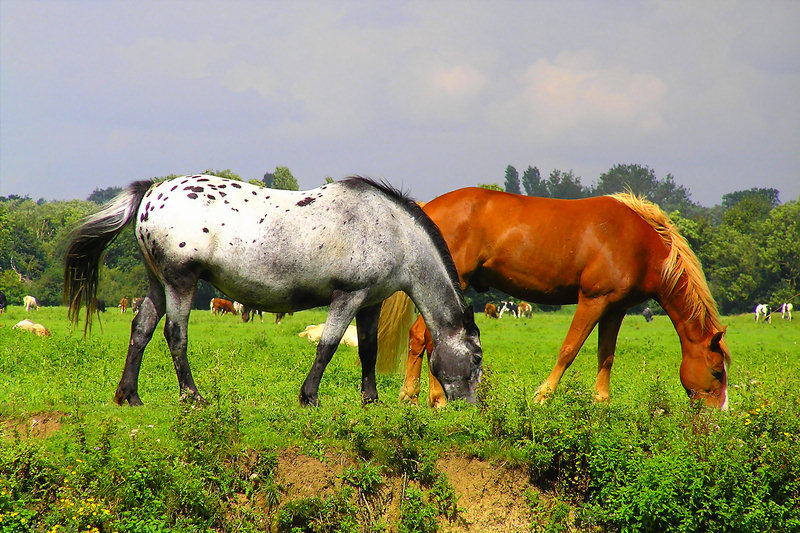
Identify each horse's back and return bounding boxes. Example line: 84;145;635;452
424;188;667;303
135;175;425;310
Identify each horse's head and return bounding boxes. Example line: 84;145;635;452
429;307;483;403
679;327;730;409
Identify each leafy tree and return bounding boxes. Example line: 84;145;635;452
721;195;773;233
478;183;503;191
521;166;547;197
760;200;800;304
203;168;242;181
87;186;123;204
722;188;780;210
271;166;299;191
593;164;694;212
263;170;275;188
0;269;26;304
545;169;588;199
503;165;521;194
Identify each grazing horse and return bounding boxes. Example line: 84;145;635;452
755;304;770;323
484;303;498;318
518;302;533;318
64;175;482;407
211;297;237;316
24;295;40;311
119;297;129;313
781;302;793;321
383;188;729;409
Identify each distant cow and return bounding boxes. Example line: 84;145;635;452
95;299;106;313
211;298;237;316
0;291;6;314
484;303;498;318
518;302;533;318
781;302;793;321
119;298;129;313
13;319;51;337
498;301;518;318
299;323;358;347
642;307;653;322
131;297;144;314
242;305;265;323
24;295;40;311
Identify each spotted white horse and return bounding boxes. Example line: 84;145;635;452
65;175;482;407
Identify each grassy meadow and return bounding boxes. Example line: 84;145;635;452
0;304;798;532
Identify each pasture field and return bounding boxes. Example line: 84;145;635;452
0;305;798;532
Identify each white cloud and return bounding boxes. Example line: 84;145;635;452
518;51;666;138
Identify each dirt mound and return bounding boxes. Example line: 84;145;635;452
1;411;64;440
275;449;535;532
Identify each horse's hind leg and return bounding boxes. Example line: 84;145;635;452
593;310;625;403
355;304;381;405
163;283;205;404
115;280;166;406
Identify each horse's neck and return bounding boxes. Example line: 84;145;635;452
658;280;714;344
404;241;466;342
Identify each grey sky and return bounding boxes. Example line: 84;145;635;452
2;1;798;207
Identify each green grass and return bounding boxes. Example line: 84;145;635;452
1;305;798;532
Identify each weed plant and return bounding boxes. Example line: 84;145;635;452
0;306;798;531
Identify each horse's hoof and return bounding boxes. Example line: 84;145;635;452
115;390;143;406
427;396;447;409
179;390;208;406
299;392;319;407
398;389;420;405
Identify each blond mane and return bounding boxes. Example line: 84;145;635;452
609;192;721;333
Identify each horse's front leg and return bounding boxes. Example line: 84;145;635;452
300;290;366;407
163;285;206;404
355;303;381;405
115;281;165;406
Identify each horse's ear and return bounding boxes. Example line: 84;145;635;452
710;327;726;351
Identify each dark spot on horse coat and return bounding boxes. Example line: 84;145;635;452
197;178;210;182
252;191;257;195
296;197;316;207
203;228;209;233
187;193;198;199
184;186;204;193
179;242;186;248
231;183;241;189
220;192;227;197
207;194;216;200
171;185;178;191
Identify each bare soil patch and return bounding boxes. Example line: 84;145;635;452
274;448;535;532
1;411;64;440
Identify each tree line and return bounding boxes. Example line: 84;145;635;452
0;164;797;315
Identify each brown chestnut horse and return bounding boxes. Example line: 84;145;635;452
382;188;730;409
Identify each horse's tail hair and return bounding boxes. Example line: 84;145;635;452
376;291;416;374
64;180;153;334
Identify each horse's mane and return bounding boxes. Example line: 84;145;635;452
609;192;722;334
340;177;466;309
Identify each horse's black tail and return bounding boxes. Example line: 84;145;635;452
64;180;153;334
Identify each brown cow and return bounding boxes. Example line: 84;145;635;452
484;303;498;318
210;298;237;316
131;297;144;314
119;297;129;313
